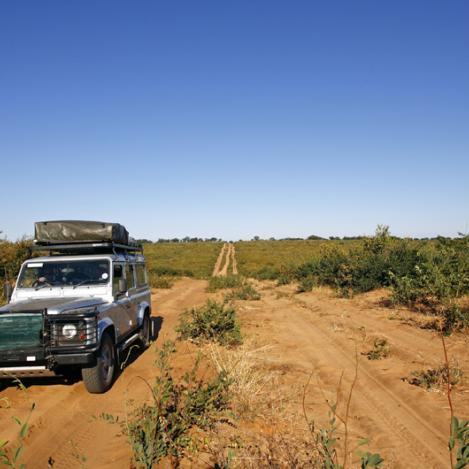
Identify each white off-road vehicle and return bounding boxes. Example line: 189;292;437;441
0;221;152;393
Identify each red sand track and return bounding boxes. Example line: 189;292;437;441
0;279;468;468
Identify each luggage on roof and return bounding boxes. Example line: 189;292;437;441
34;220;130;245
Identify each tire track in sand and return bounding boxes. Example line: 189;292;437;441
213;243;237;277
212;243;228;277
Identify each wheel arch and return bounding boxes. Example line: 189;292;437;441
98;317;116;344
137;301;151;327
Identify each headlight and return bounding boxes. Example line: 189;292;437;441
62;324;77;339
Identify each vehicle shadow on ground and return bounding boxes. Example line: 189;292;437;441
118;316;164;373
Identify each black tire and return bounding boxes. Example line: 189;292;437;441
139;314;151;349
82;332;116;394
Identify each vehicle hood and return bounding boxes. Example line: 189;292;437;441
0;297;105;314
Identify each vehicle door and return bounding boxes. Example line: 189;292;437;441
112;263;133;339
124;263;139;332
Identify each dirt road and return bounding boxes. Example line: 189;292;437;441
235;283;469;468
0;279;467;468
212;243;237;277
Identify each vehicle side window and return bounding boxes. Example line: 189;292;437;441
126;264;135;290
136;264;147;287
113;264;123;295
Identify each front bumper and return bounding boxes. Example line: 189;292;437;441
0;308;99;377
0;349;97;377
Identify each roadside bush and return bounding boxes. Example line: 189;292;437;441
442;304;469;334
0;238;32;281
149;275;173;289
0;238;33;303
177;300;242;346
126;341;231;468
297;276;315;293
207;275;243;292
253;265;279;280
295;228;469;329
390;245;469;308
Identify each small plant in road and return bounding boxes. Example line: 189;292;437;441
405;365;463;390
363;338;390;360
0;379;35;469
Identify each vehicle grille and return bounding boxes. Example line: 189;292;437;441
0;313;45;351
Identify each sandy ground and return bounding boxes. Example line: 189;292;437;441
0;279;468;468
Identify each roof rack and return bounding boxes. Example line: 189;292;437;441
32;241;143;255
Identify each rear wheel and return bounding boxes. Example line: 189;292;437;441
82;332;116;393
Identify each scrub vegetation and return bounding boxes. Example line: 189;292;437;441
236;226;469;333
1;228;469;468
143;242;223;279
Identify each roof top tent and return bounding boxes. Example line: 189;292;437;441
32;220;143;255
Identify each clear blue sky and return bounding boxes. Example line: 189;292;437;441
1;1;468;241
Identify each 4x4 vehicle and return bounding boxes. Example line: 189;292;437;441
0;221;152;393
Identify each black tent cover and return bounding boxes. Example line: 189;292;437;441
34;220;130;245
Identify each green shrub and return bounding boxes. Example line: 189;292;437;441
253;265;279;280
297;276;315;293
442;304;469;335
225;283;261;301
207;276;243;292
126;341;231;468
294;229;469;330
177;300;242;346
0;239;33;281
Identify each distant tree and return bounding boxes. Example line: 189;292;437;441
253;236;260;241
307;234;324;240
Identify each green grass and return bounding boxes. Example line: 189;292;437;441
143;242;222;279
234;239;359;278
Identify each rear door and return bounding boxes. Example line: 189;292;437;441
112;263;132;339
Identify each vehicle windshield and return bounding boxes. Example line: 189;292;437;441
17;260;110;289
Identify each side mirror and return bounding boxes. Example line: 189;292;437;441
3;283;12;303
118;278;128;294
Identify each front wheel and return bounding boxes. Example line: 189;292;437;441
139;314;151;349
82;332;116;393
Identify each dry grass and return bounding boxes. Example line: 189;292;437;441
207;341;277;419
